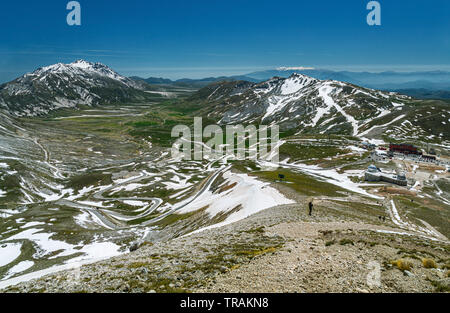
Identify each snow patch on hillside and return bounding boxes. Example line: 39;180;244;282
179;170;294;234
0;243;22;267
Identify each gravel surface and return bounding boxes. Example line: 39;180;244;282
2;202;449;293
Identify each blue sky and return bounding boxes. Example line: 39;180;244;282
0;0;449;82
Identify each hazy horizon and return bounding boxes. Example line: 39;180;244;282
2;62;450;84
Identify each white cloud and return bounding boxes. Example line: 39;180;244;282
277;66;315;71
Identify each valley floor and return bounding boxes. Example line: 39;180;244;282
2;200;449;293
0;98;449;293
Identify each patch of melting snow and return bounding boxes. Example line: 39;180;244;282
374;229;442;242
163;179;193;190
180;170;294;235
74;210;92;229
410;181;421;192
20;221;46;229
76;200;112;208
6;228;77;259
0;246;121;289
3;227;121;268
110;182;152;193
318;84;359;136
73;209;113;229
347;145;366;153
36;188;72;202
0;243;22;267
4;261;34;279
113;174;144;185
122;200;148;206
360;137;386;146
66;186;93;200
0;207;27;216
390;200;407;228
275;161;383;200
169;187;193;199
359;114;406;137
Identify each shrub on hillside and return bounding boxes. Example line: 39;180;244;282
422;258;437;269
391;259;413;271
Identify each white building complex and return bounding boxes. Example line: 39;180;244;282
364;165;407;186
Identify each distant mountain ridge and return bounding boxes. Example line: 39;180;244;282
133;68;450;98
245;68;450;90
132;75;259;88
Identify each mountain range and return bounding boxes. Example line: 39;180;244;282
134;68;450;99
0;60;448;143
183;73;449;142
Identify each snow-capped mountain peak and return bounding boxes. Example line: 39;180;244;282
0;60;151;116
28;60;130;85
279;73;318;95
71;59;96;69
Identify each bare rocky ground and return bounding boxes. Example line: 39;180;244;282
2;201;449;293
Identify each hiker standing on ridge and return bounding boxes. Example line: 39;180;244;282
308;201;313;216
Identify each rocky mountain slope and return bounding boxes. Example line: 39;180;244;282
189;73;449;141
2;203;449;293
0;60;154;116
